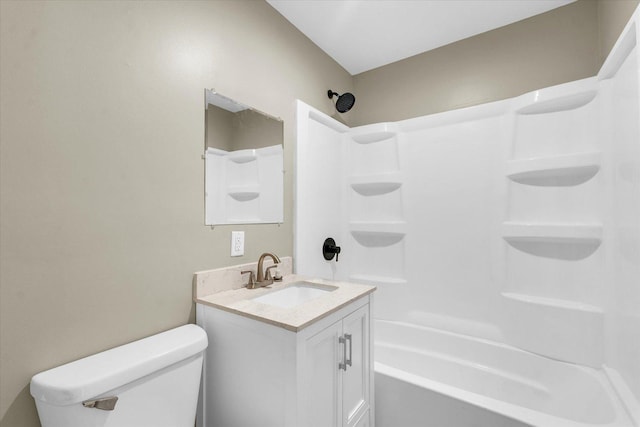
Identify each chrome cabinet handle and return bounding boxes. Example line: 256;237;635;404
338;334;353;370
345;334;352;367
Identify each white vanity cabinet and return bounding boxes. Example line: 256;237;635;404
301;303;370;427
196;294;373;427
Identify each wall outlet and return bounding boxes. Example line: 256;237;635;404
231;231;244;257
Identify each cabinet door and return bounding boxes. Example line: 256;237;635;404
302;320;343;427
342;305;370;427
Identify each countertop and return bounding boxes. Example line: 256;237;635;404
194;274;375;332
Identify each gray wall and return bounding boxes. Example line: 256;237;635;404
0;1;352;426
599;0;640;63
206;107;283;151
0;0;637;426
232;109;283;151
351;0;639;126
351;0;600;125
206;106;235;151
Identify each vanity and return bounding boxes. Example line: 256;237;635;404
193;258;375;427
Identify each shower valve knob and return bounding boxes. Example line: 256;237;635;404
323;238;341;262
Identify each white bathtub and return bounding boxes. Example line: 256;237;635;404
374;320;633;427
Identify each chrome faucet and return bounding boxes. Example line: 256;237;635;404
256;252;281;287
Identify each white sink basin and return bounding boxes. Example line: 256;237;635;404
252;282;336;309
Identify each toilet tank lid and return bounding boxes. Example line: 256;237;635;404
30;324;207;406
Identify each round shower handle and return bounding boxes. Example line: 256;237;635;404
323;237;341;262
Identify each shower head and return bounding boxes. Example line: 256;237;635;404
328;90;356;113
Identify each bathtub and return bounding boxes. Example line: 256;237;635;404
374;320;633;427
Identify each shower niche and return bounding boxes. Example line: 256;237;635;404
502;77;606;366
346;124;407;286
506;151;601;186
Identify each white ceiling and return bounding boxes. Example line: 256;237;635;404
267;0;576;75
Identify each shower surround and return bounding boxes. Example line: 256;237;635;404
295;9;640;427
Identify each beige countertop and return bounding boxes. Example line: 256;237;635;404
194;274;375;332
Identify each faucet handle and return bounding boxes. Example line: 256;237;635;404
323;238;341;262
240;270;256;289
265;265;278;281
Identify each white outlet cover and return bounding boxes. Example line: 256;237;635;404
231;231;244;257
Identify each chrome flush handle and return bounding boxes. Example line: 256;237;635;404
82;396;118;411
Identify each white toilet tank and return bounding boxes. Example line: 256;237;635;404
30;324;208;427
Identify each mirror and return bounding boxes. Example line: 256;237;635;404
204;90;284;225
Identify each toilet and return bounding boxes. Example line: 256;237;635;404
30;324;208;427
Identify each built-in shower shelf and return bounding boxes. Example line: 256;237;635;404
350;222;406;247
502;292;603;314
228;185;260;201
350;221;407;235
350;172;403;196
348;274;407;286
227;150;257;164
507;152;601;186
226;216;261;223
228;191;259;201
502;222;602;244
514;78;598;115
350;123;398;144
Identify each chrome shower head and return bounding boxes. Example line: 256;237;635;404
328;90;356;113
